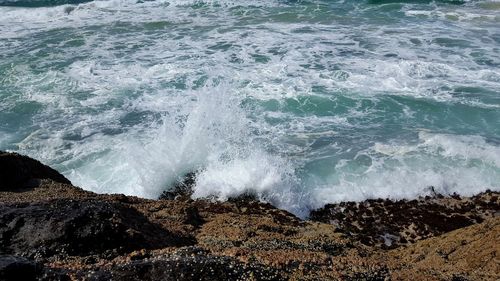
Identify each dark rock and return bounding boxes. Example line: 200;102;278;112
342;266;390;281
310;191;499;249
38;247;284;281
159;172;196;200
227;191;258;203
0;199;195;259
92;247;285;281
183;206;205;228
0;151;71;191
0;255;36;281
451;275;470;281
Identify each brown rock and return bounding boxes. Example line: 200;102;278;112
310;192;499;249
388;217;500;281
0;152;498;280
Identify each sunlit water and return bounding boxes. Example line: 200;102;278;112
1;0;499;216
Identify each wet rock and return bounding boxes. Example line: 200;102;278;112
159;172;196;200
227;192;258;203
0;255;36;281
0;151;71;191
310;191;499;249
0;199;195;259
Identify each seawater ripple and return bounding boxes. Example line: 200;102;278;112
0;0;93;8
0;0;499;216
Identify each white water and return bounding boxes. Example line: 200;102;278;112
1;0;499;217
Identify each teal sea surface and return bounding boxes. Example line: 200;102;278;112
1;0;499;216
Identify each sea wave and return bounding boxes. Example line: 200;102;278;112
1;0;499;217
0;0;93;7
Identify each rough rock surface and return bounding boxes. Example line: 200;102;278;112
0;151;71;191
0;199;194;259
0;255;37;281
0;153;498;280
159;172;196;200
310;192;499;249
388;217;499;281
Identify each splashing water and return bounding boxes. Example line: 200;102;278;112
1;0;499;216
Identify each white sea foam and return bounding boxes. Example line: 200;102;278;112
311;132;500;208
2;0;500;217
59;83;298;206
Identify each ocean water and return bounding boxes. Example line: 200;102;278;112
1;0;499;216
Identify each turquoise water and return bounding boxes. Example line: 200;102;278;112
1;0;499;216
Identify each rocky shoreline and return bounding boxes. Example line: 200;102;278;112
0;151;498;280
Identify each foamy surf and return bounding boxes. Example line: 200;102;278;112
1;0;499;217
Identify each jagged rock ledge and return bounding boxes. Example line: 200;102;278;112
0;151;498;280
